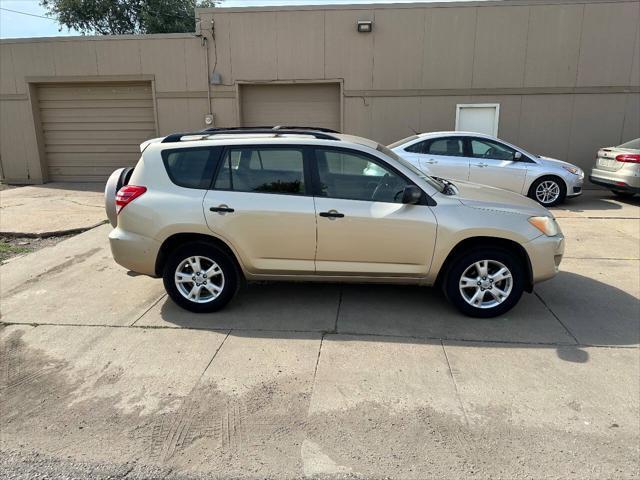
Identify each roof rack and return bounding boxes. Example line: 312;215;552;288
203;125;340;134
161;125;340;143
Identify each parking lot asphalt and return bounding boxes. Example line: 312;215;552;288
1;191;638;479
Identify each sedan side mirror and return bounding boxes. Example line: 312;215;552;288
401;185;422;204
514;151;523;161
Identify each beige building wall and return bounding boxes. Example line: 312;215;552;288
1;0;639;184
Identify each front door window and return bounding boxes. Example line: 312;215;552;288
316;149;407;204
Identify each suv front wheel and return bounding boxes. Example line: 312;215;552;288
443;248;525;318
163;242;238;313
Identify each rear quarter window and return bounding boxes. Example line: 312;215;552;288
162;147;222;189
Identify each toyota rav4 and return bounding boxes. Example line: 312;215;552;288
105;127;564;318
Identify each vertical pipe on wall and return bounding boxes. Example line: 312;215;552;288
203;36;213;119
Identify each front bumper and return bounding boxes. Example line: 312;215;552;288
565;174;584;198
523;233;565;284
108;227;161;277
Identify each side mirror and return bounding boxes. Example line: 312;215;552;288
514;151;523;161
401;185;422;204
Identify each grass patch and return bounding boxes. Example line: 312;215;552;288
0;241;31;262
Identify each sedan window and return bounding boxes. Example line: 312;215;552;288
469;138;517;161
405;140;428;154
426;138;465;157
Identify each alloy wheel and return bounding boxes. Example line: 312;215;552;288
535;180;560;205
174;255;225;303
458;259;513;309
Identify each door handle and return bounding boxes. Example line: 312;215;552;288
425;159;438;164
210;205;234;213
319;210;344;219
475;163;489;168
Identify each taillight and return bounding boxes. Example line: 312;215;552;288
616;154;640;163
115;185;146;214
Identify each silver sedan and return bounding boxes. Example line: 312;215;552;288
589;138;639;199
390;132;584;207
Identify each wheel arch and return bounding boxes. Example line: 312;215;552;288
435;236;534;293
155;232;245;280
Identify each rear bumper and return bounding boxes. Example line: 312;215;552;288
590;163;640;191
523;234;565;285
108;227;160;277
589;173;640;193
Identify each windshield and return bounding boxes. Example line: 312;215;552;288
618;138;640;150
376;144;445;193
387;135;419;149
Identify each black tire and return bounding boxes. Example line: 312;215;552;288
443;248;525;318
528;176;566;207
611;190;636;199
163;242;238;313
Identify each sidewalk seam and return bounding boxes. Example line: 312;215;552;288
3;320;636;350
332;287;343;334
130;294;167;327
441;340;470;427
534;291;580;345
0;219;108;238
198;329;231;380
312;333;325;385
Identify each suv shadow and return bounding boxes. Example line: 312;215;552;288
157;270;639;363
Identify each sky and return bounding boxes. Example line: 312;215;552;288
0;0;481;39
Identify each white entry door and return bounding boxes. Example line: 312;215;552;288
455;104;500;136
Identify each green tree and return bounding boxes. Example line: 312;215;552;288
41;0;218;35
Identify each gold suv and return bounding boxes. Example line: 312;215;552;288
105;127;564;318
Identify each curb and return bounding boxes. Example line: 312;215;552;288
0;220;109;239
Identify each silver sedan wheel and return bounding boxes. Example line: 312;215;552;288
535;180;560;205
174;256;225;304
459;260;513;309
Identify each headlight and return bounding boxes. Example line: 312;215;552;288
529;216;559;236
562;166;580;175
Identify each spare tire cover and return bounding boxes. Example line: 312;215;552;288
104;167;133;227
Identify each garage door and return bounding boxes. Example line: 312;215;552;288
240;83;341;132
38;82;156;182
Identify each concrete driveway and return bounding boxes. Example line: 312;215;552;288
1;191;638;479
0;183;106;236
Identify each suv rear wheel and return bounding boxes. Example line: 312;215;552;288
443;248;525;318
163;242;238;313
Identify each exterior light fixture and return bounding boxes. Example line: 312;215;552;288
357;20;373;33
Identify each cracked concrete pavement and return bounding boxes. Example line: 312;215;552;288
0;190;638;479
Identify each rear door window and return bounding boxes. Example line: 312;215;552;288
162;147;222;189
213;147;306;195
405;141;428;154
425;138;465;157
